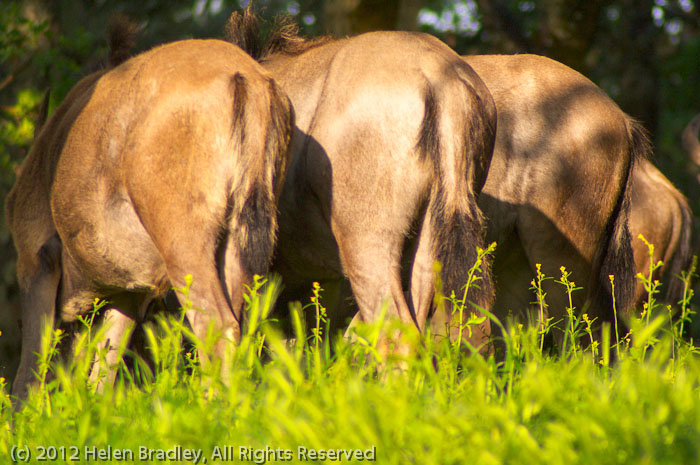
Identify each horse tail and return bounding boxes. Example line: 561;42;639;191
594;119;651;320
418;71;496;316
228;73;294;277
108;14;138;68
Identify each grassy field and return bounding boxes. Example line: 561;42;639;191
2;247;700;464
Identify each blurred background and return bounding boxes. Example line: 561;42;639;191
1;0;699;379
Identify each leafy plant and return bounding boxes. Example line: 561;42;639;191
3;243;700;465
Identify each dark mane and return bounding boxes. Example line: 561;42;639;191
107;14;139;67
224;7;331;61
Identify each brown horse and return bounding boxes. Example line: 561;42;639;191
0;19;136;385
461;54;686;338
225;11;497;351
6;37;294;399
629;158;694;306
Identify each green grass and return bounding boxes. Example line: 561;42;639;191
2;243;700;464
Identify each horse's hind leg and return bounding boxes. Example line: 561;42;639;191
409;209;436;332
12;235;61;401
160;238;242;381
335;232;418;357
88;306;137;393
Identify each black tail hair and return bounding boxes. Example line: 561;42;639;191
229;74;293;277
108;14;138;68
418;83;495;310
595;119;652;320
236;181;277;276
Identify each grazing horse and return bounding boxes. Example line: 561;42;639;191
6;37;294;399
225;10;497;351
460;54;689;339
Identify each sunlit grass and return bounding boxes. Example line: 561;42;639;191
2;240;700;464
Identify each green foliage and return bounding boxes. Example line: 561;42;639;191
0;88;43;184
530;263;554;352
0;2;49;63
444;241;495;353
0;2;50;179
556;266;584;359
3;246;700;465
